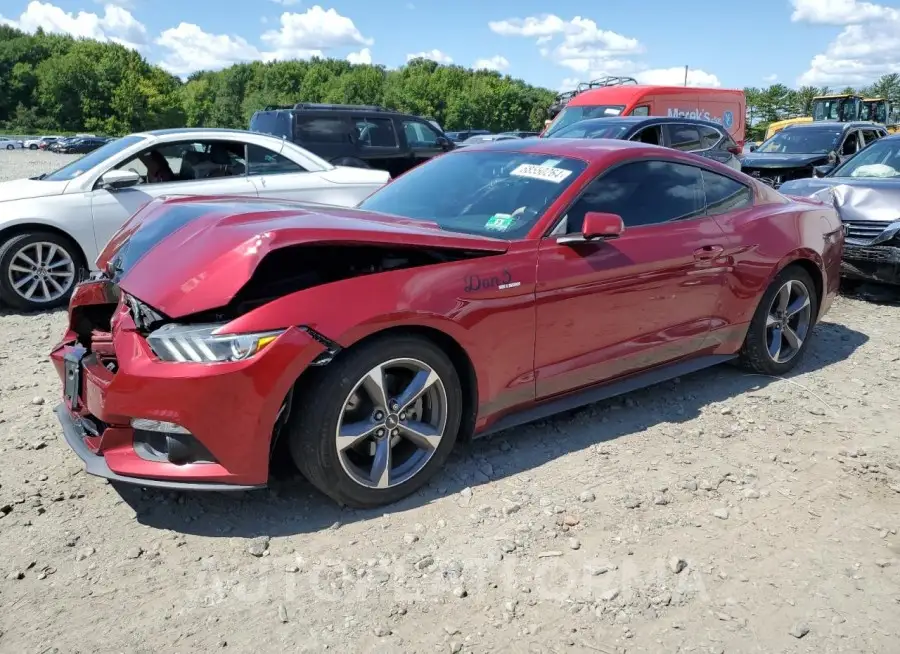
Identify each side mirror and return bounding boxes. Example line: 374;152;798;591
99;169;141;190
748;144;758;152
558;212;625;244
436;135;452;151
813;164;835;178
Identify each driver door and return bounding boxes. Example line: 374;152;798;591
534;160;727;398
89;140;258;253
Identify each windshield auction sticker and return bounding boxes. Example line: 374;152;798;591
510;164;573;183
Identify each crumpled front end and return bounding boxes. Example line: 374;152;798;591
50;275;326;490
813;184;900;285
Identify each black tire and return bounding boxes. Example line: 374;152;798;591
5;145;13;150
0;231;85;311
287;334;462;508
738;265;819;375
29;144;38;150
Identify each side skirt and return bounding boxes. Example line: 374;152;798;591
477;354;736;438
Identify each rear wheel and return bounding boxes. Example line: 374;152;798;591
738;265;818;375
0;232;83;311
288;334;462;508
29;144;38;150
5;144;13;150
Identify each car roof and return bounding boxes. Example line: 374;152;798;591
784;121;884;132
559;116;727;129
448;137;652;160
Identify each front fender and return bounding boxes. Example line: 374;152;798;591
221;250;539;411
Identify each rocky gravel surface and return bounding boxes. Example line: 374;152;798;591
2;149;900;653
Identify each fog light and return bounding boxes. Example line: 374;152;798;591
131;418;190;434
132;419;216;465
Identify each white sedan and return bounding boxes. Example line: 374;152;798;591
0;138;24;150
0;128;390;311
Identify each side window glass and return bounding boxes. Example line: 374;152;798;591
841;132;860;156
565;161;704;232
354;117;399;148
699;126;722;150
630;105;650;117
116;141;245;184
665;124;702;151
403;120;440;147
702;169;752;216
247;145;305;175
295;116;350;144
631;126;661;145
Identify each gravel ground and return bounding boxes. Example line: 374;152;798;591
2;149;900;653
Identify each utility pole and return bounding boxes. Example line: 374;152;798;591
684;65;689;87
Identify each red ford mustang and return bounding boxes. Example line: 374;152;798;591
51;139;844;507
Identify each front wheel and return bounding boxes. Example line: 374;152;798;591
5;144;13;150
288;334;462;508
29;144;38;150
738;265;818;375
0;232;83;311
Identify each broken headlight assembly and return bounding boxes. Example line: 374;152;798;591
146;323;283;363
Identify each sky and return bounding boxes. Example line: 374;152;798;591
2;0;899;91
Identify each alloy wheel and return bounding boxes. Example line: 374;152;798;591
765;279;812;364
7;241;77;305
335;357;448;489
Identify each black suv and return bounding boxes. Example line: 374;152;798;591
741;121;889;188
250;103;454;177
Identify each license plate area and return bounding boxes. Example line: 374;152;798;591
64;347;86;409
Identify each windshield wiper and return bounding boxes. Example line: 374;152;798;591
30;173;48;180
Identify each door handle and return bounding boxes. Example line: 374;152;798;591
693;245;724;261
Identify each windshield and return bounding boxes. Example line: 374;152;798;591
755;128;841;155
862;101;888;124
547;119;630;140
830;138;900;178
42;135;146;182
358;151;587;239
544;105;626;137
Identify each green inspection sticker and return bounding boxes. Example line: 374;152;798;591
485;214;514;231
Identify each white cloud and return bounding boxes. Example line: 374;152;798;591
156;23;264;75
794;0;900;86
155;6;372;75
490;14;719;88
789;0;897;25
1;1;148;50
347;47;372;65
763;73;779;83
636;67;721;87
474;55;509;71
406;49;453;64
260;6;372;60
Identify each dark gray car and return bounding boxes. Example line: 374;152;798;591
543;116;742;170
780;134;900;286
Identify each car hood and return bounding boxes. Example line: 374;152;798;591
779;176;900;202
99;195;510;318
741;153;830;169
0;178;69;202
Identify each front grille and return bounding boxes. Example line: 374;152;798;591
843;220;889;245
743;167;814;188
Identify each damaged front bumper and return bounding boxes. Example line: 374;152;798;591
841;243;900;285
51;278;328;491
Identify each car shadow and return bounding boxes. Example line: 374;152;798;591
841;280;900;305
118;319;868;538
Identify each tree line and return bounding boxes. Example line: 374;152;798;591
2;26;900;138
0;26;554;135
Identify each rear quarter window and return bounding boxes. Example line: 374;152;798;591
250;111;292;139
294;116;352;144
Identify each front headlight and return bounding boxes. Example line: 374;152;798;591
146;323;283;363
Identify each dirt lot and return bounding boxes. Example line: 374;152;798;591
1;150;899;653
